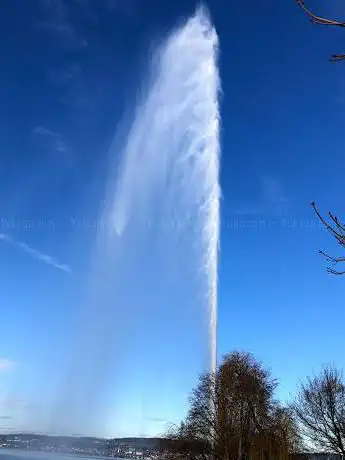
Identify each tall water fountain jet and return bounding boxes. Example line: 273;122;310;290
111;4;220;377
50;5;220;437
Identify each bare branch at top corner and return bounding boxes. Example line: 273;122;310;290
296;0;345;27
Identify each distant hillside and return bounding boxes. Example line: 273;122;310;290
0;433;162;449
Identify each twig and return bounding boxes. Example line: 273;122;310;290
296;0;345;61
312;202;345;275
296;0;345;27
311;202;344;244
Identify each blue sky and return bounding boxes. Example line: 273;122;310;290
1;0;345;438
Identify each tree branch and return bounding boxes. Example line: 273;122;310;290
312;202;345;275
296;0;345;27
296;0;345;61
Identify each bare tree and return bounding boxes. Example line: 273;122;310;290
311;202;345;275
161;351;299;460
296;0;345;61
296;2;345;273
161;421;211;460
292;365;345;455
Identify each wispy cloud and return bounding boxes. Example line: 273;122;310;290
0;359;16;372
47;62;82;88
235;175;288;216
260;175;286;206
36;0;88;49
234;205;263;216
104;0;139;20
33;126;69;154
145;417;169;423
0;233;72;274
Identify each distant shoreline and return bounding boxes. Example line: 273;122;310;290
0;435;161;460
0;449;122;459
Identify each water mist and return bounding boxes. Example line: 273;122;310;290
50;5;221;437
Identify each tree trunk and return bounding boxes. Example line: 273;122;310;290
237;435;242;460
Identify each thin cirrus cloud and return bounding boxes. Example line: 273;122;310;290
35;0;88;49
0;233;72;274
261;176;287;206
37;0;138;48
235;175;288;216
105;0;139;19
33;126;69;154
0;359;16;372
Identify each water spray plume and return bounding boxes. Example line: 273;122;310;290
46;5;220;437
111;5;220;375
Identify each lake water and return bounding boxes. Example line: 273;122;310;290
0;450;113;460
